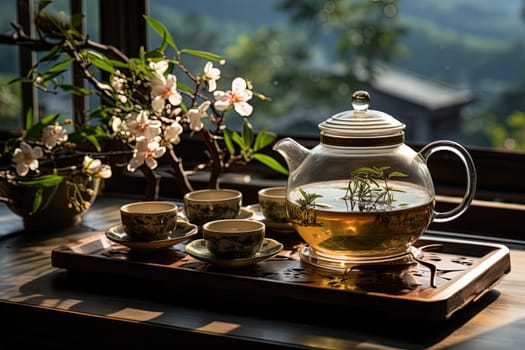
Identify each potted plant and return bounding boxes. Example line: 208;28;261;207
0;112;113;229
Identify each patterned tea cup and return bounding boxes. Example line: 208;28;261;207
258;186;288;223
120;201;178;241
183;188;242;226
202;219;265;258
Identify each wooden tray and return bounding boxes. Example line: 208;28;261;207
51;232;511;321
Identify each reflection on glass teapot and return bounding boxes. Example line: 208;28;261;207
273;91;476;271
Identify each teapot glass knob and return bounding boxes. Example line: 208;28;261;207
351;90;371;111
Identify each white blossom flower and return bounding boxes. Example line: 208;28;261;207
165;121;183;144
203;61;221;92
111;116;123;133
111;70;126;90
42;124;68;149
82;155;112;179
12;141;43;177
111;70;128;103
149;60;169;78
213;77;253;116
96;164;112;179
150;74;182;111
188;101;211;132
127;110;162;139
127;136;166;172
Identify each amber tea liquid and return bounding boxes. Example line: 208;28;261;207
287;180;434;260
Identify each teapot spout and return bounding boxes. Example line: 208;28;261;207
273;137;310;172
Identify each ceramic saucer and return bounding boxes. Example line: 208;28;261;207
185;238;283;268
178;206;254;226
105;221;198;251
245;204;296;233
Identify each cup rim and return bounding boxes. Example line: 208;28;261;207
184;188;242;202
202;219;265;234
120;201;178;214
258;186;286;199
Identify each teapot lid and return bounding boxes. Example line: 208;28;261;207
318;90;406;147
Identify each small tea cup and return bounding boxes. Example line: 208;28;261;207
258;186;288;223
202;219;265;259
120;201;178;241
184;188;242;226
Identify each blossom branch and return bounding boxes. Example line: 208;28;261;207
166;146;194;194
2;5;285;202
199;130;225;189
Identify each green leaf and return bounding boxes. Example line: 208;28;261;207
180;49;224;62
144;50;165;61
252;153;289;175
230;130;245;148
177;81;194;93
39;113;61;126
108;59;129;69
253;129;277;151
29;180;61;215
139;46;146;62
144;15;178;51
8;77;34;85
24;108;34;130
242;119;254;150
84;134;102;152
48;58;74;72
31;187;43;214
38;181;61;213
352;166;377;176
388;171;408;178
86;51;115;73
223;128;236;156
59;84;91;96
17;174;65;188
131;57;151;76
40;69;67;82
37;44;60;63
69;125;107;150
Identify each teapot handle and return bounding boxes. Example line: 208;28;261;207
419;140;477;223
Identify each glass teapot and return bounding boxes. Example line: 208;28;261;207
273;91;476;271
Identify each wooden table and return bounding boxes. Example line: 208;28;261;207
1;195;525;349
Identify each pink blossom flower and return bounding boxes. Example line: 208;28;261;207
127;110;162;139
213;77;253;116
165;121;183;144
150;74;182;111
42;124;68;149
127;136;166;172
188;101;211;132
